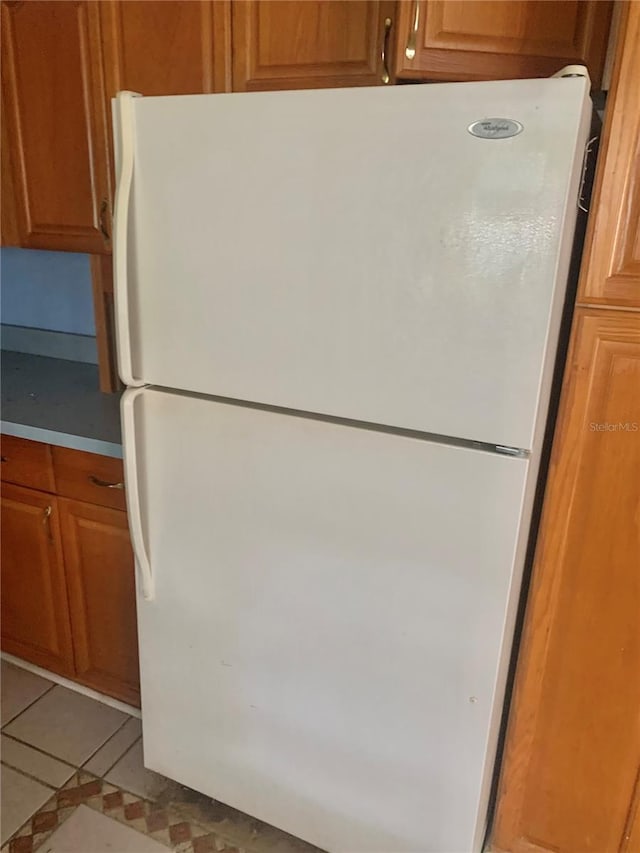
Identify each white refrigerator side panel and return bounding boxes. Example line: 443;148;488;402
131;388;530;853
121;78;591;449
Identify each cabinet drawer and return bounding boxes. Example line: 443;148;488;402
52;447;126;511
0;435;55;492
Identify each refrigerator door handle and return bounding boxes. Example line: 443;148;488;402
121;387;154;601
113;90;144;388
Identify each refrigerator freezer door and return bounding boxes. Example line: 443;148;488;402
115;77;591;450
129;387;530;853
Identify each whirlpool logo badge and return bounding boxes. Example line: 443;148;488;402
468;118;523;139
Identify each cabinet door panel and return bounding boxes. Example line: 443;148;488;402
232;0;396;91
1;486;75;677
578;5;640;308
491;309;640;852
0;1;111;252
100;0;230;97
1;85;19;246
60;499;140;707
395;0;612;84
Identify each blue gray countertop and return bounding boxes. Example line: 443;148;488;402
1;351;122;458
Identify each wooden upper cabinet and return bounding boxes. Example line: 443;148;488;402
578;4;640;308
0;1;112;253
232;1;397;91
1;486;75;678
1;85;19;246
395;0;613;85
99;1;231;98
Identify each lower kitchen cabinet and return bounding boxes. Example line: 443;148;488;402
0;436;140;706
59;498;140;707
0;484;75;677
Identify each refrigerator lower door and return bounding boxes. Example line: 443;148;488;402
127;387;530;853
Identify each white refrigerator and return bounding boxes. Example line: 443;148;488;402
113;71;592;853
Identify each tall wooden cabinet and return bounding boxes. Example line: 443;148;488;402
395;0;613;84
490;5;640;851
232;1;396;91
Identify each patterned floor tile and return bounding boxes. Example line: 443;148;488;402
0;767;52;846
42;805;168;853
1;767;252;853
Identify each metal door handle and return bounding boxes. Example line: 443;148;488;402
114;91;144;388
381;17;392;84
99;199;110;243
405;1;420;60
88;475;124;490
121;387;154;601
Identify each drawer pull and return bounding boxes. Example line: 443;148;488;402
1;456;8;463
88;475;124;490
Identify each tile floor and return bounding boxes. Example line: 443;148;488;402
1;660;322;853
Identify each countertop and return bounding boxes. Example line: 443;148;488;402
1;351;122;458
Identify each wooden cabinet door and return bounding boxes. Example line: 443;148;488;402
1;85;19;246
0;486;75;677
395;1;612;84
490;309;640;853
578;4;640;309
59;498;140;707
99;1;230;98
0;1;111;253
232;1;396;91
